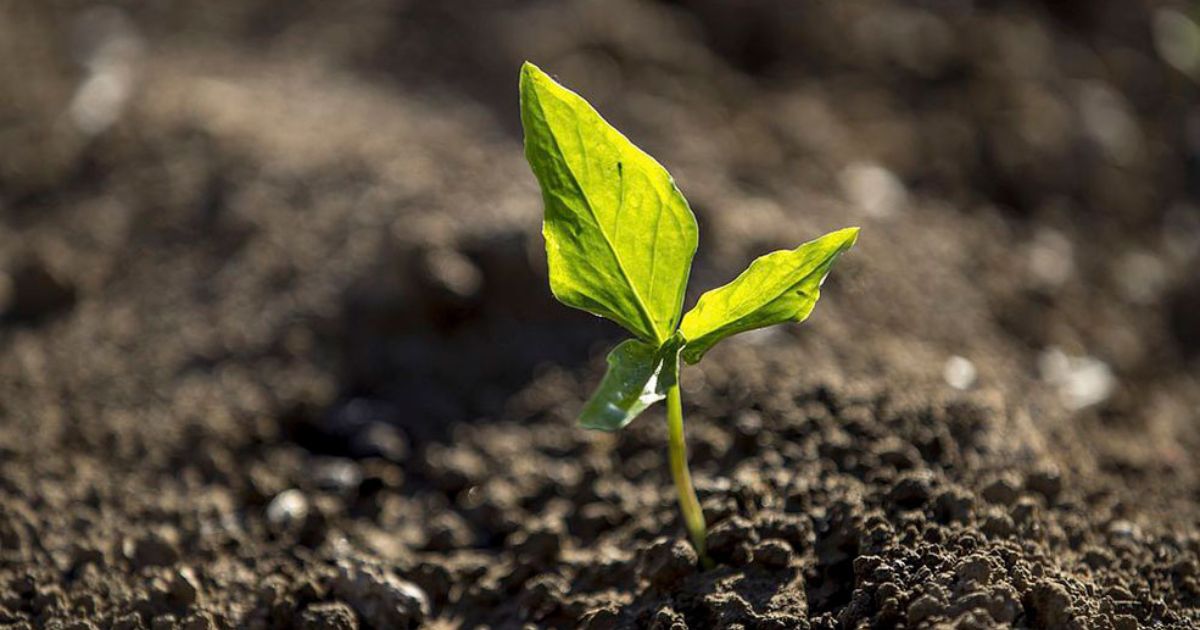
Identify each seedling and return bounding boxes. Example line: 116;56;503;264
519;62;859;564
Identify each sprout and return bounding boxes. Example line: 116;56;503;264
519;62;858;564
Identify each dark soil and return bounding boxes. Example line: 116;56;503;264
2;1;1199;628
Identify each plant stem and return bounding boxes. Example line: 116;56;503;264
665;381;711;567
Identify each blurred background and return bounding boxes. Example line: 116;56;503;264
1;0;1198;627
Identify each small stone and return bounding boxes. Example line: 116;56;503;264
299;601;359;630
639;538;696;590
334;561;429;630
752;539;794;569
840;161;908;218
266;489;310;530
1038;348;1115;410
943;355;977;390
1107;519;1140;539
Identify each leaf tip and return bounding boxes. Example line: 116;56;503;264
838;226;862;247
519;62;556;96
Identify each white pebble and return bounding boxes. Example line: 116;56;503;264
840;162;907;218
943;355;977;390
1038;347;1116;410
266;489;309;527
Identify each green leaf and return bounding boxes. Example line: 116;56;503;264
579;334;684;431
679;227;859;364
520;62;698;344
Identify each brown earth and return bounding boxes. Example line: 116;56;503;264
1;1;1198;628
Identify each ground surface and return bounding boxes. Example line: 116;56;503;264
1;1;1199;628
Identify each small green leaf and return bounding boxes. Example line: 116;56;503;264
579;334;684;431
520;62;698;344
679;227;859;364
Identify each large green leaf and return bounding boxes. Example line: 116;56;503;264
679;227;859;364
520;62;698;344
579;335;683;431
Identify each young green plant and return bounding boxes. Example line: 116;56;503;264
519;62;859;564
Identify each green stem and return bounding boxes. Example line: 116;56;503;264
666;381;711;567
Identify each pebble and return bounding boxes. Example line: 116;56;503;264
943;356;977;390
266;489;310;530
1038;347;1115;410
840;161;908;218
1107;519;1140;539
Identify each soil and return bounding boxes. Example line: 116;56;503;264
1;1;1199;628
